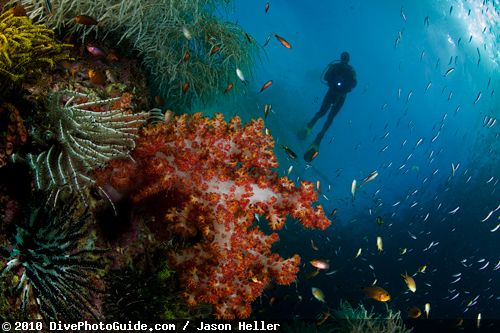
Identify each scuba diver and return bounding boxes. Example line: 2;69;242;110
299;51;357;162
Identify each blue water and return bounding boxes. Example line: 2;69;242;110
213;0;499;323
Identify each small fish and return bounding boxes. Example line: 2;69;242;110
406;90;413;103
310;259;330;270
244;32;252;43
262;34;272;48
182;26;192;40
311;287;326;302
263;104;272;120
443;67;455;77
363;286;391;302
86;45;106;57
265;2;269;13
425;81;432;93
259;80;273;93
408;306;422;318
310;239;319;251
88;68;106;85
457;37;462;46
376;216;384;226
209;45;221;56
400;6;407;21
376;236;383;253
477;313;481;329
236;68;246;83
329;208;337;217
351;179;357;199
355;248;362;258
473;91;482;104
154;95;164;106
281;145;297;159
400;248;407;255
74;15;99;26
316;180;321;193
449;5;453;14
273;33;292;49
451;163;459;176
479;261;489;270
448;206;460;214
12;4;27;16
424;303;430;318
402;273;417;292
361;170;378;186
415;138;423;147
223;83;234;94
306;269;320;279
181;51;190;62
181;82;190;95
481;210;494;222
423;213;429;221
418;263;427;273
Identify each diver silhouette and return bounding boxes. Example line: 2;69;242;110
300;51;357;162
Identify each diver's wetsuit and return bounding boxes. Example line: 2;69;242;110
307;62;357;145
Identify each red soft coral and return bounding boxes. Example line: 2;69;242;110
95;112;330;319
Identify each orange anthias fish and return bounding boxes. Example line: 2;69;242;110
182;51;190;62
310;259;330;270
12;4;27;17
402;272;417;292
224;83;234;94
74;15;99;26
181;82;190;95
259;80;273;93
210;46;221;56
362;286;391;302
273;33;292;49
408;306;422;319
88;68;106;85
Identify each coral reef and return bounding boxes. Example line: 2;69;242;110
333;301;413;333
0;7;72;91
27;89;148;204
0;199;106;322
95;112;330;319
0;103;27;168
13;0;257;108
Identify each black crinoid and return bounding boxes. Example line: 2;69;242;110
0;198;106;322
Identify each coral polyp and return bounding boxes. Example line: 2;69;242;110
27;90;148;203
0;200;105;322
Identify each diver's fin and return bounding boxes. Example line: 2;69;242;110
304;142;319;162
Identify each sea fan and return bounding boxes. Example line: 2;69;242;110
0;200;105;322
27;89;147;204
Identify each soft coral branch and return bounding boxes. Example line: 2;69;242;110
95;112;330;319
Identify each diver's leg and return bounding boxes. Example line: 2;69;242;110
312;95;346;146
306;89;335;128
